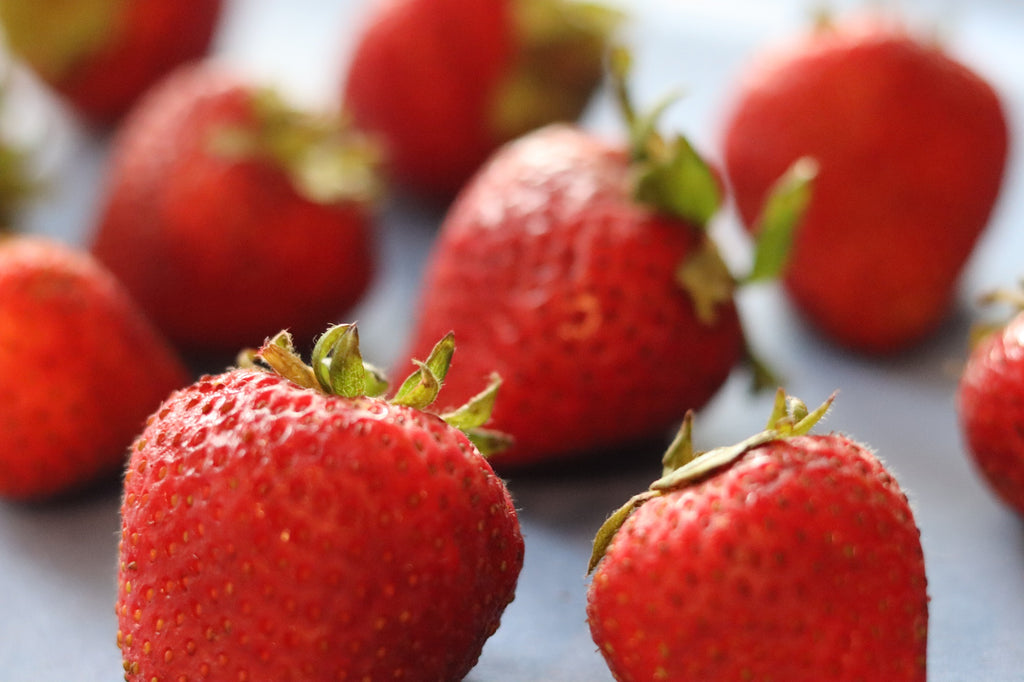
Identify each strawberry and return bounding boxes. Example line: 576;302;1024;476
587;390;929;681
398;57;813;468
341;0;620;198
91;61;381;354
722;15;1008;353
0;235;189;501
116;324;523;682
957;285;1024;517
0;0;223;124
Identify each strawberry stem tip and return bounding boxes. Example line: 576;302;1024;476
587;388;836;573
241;324;512;456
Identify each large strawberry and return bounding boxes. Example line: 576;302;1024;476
341;0;620;198
0;235;189;501
117;324;523;681
587;390;929;681
91;61;380;354
0;0;223;124
398;60;813;468
722;15;1008;353
957;285;1024;517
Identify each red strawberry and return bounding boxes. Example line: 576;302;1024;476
722;15;1008;353
91;61;380;354
587;391;929;681
398;61;813;468
957;286;1024;517
117;324;523;682
341;0;620;198
0;235;189;501
0;0;223;124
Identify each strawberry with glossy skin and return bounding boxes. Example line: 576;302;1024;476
0;0;223;124
117;325;523;682
91;61;380;354
399;61;813;468
0;235;189;501
957;287;1024;517
341;0;620;198
587;391;929;682
722;15;1008;353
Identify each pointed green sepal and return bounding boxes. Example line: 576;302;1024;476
311;323;375;398
588;490;658;574
390;332;455;410
745;156;818;284
660;411;696;477
441;373;502;431
464;427;515;458
674;237;735;325
256;331;319;390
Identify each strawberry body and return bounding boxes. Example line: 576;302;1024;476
0;0;223;124
401;124;744;467
342;0;616;198
91;62;378;353
722;18;1008;353
957;310;1024;516
587;402;928;681
0;236;189;501
117;364;524;681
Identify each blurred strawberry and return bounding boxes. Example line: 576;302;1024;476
0;234;189;501
0;0;223;125
722;15;1008;353
91;61;381;354
341;0;620;198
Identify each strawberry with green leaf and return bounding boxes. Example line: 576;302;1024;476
0;0;223;124
587;390;929;681
91;62;381;353
398;54;814;468
341;0;621;198
117;324;522;681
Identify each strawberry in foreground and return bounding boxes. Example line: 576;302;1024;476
117;324;523;682
341;0;620;198
587;391;929;681
0;235;189;501
91;61;380;353
957;285;1024;517
399;55;814;468
722;14;1008;353
0;0;223;124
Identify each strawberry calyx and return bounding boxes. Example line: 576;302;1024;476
490;0;622;141
242;324;512;456
210;88;382;206
587;388;835;573
0;80;40;229
968;281;1024;348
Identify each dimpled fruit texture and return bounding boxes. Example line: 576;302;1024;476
958;313;1024;516
587;434;928;682
117;368;524;682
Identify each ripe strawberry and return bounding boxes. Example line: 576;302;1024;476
341;0;620;198
957;286;1024;517
117;324;523;682
0;235;189;501
587;391;929;681
91;61;381;354
722;15;1008;353
0;0;223;124
398;59;813;468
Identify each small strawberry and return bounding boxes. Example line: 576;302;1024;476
0;234;189;501
91;61;381;354
341;0;620;198
117;324;523;682
957;285;1024;517
0;0;223;124
722;15;1008;353
398;55;813;468
587;390;929;682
